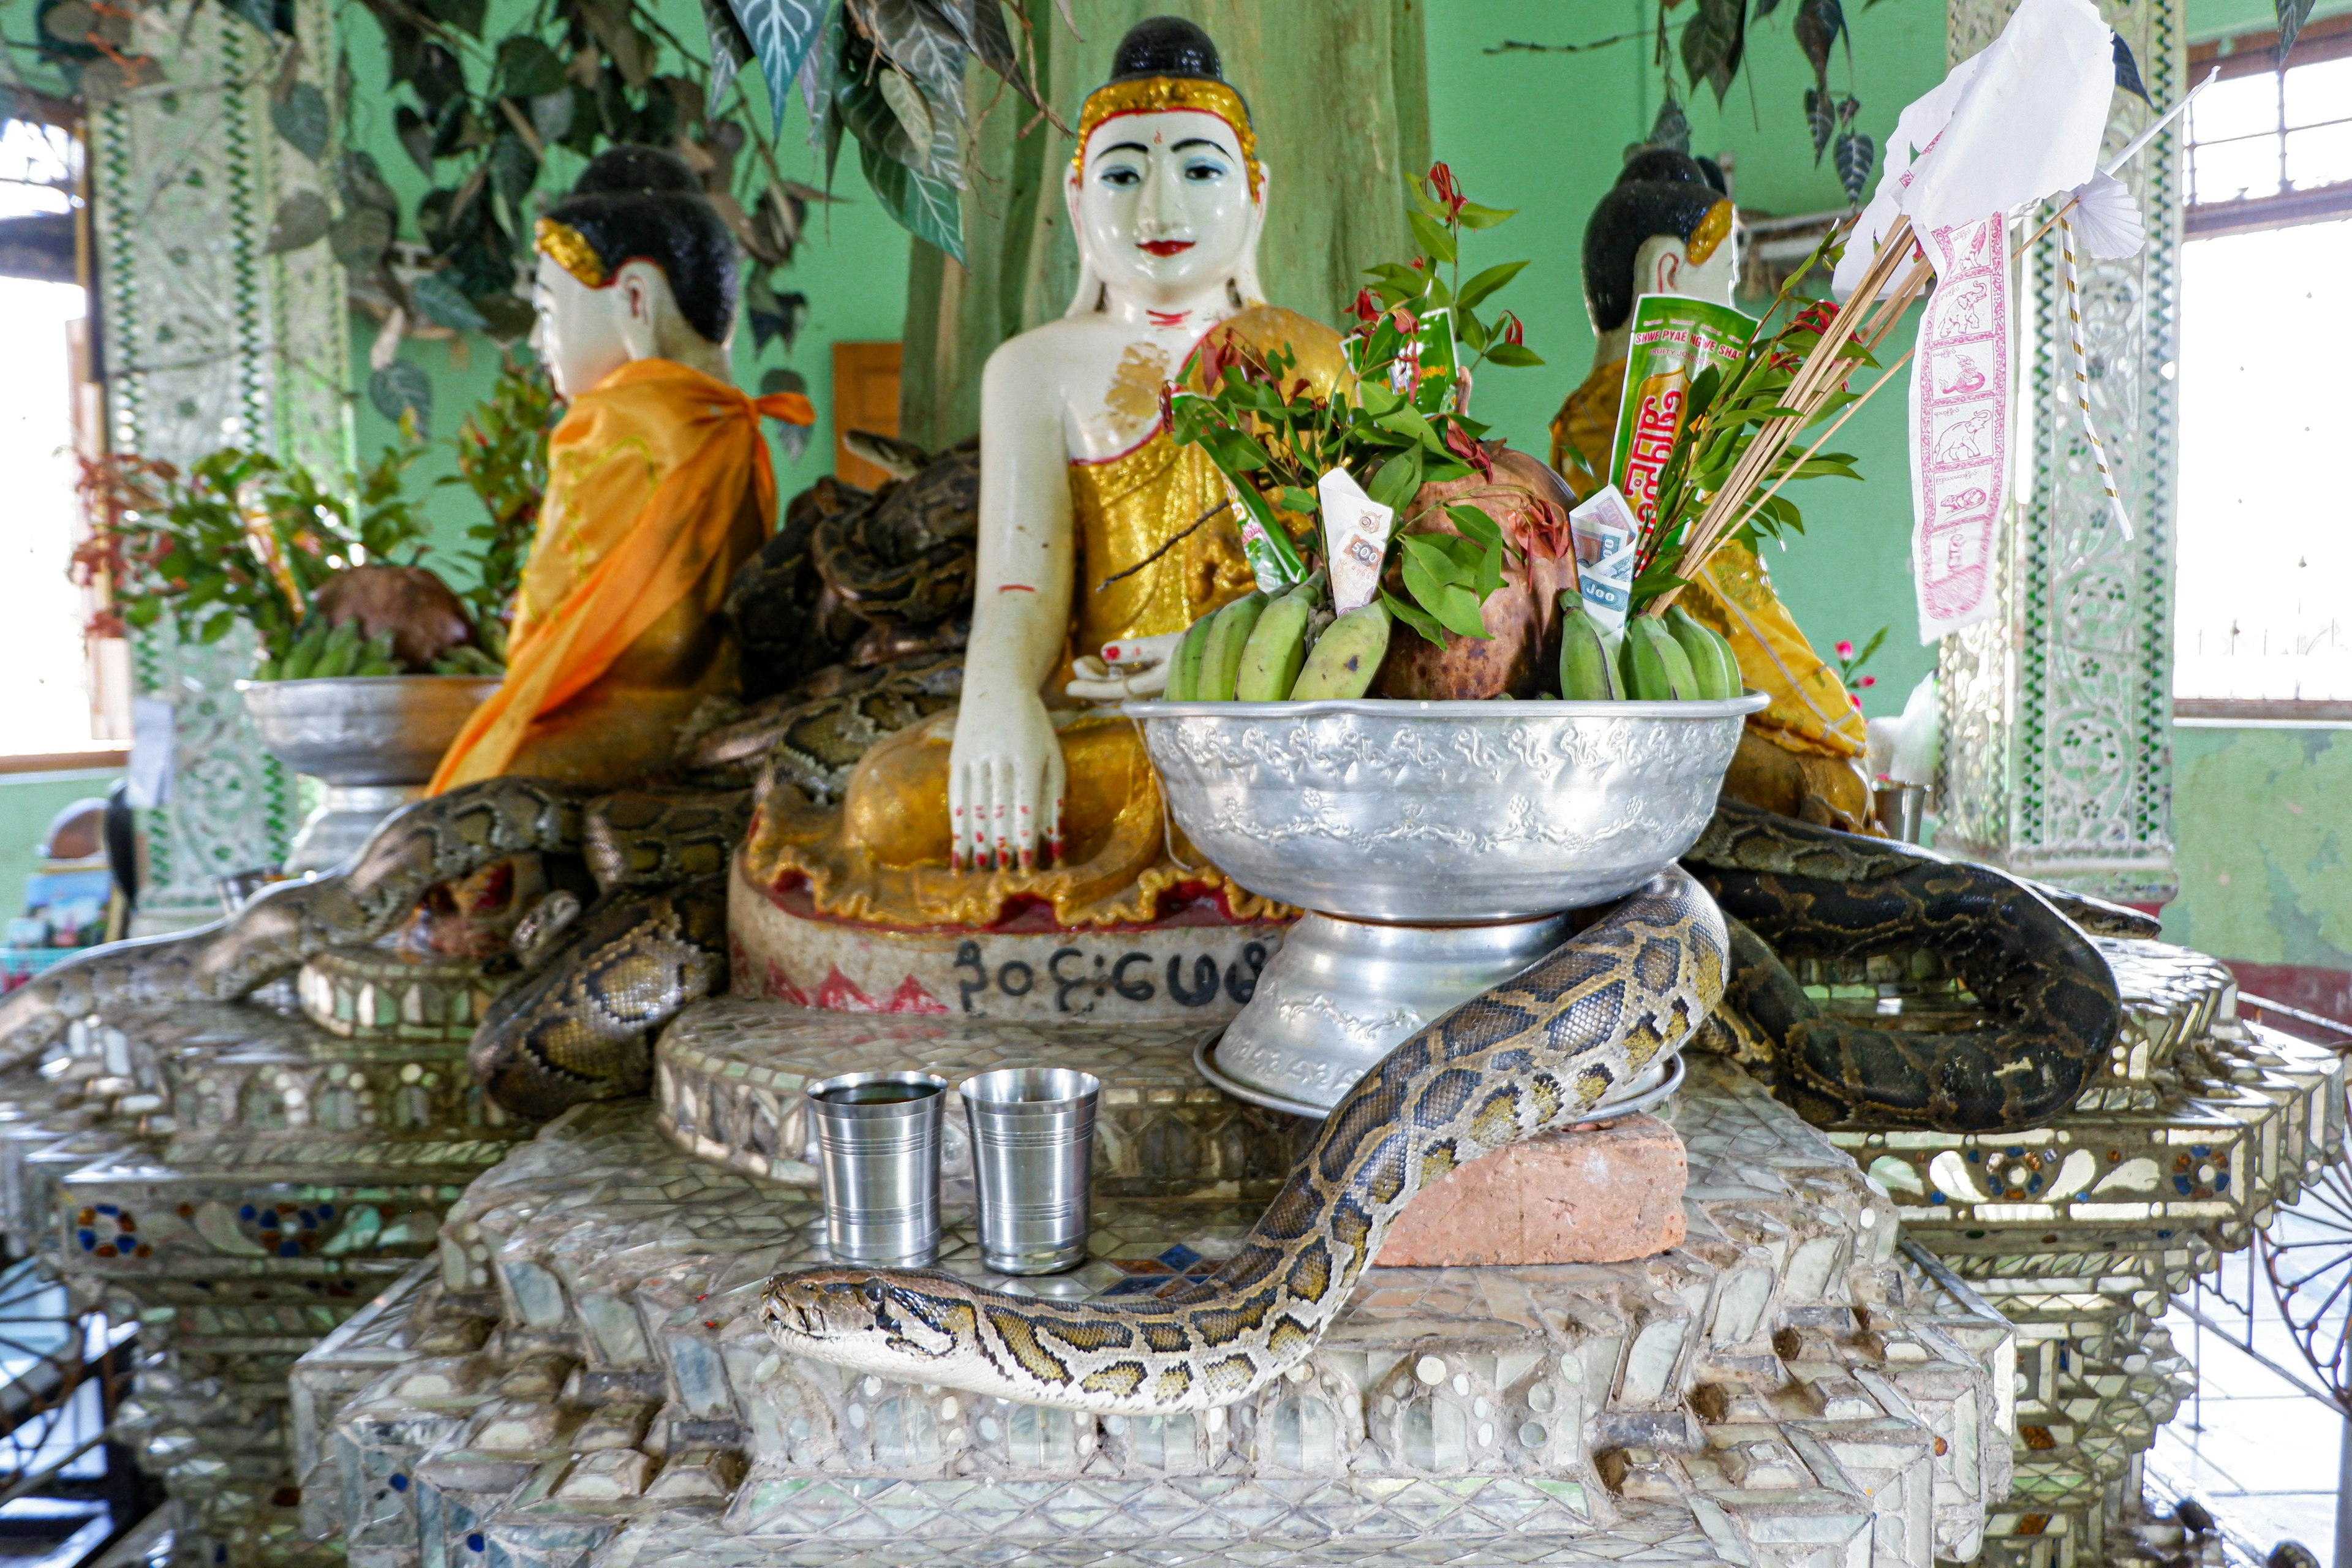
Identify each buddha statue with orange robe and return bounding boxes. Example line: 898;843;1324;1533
744;18;1338;930
1550;149;1877;833
430;147;814;794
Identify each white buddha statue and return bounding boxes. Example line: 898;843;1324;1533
745;16;1343;930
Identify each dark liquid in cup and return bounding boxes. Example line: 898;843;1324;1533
821;1083;937;1106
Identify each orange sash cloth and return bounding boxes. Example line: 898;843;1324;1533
429;358;813;794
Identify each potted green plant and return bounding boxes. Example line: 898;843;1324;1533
75;393;536;873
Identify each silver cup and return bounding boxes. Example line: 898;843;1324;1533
960;1067;1101;1276
805;1071;948;1266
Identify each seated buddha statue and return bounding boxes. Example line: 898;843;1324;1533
1549;150;1877;833
430;146;815;794
745;17;1340;929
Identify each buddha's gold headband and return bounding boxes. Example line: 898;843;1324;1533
1070;77;1261;199
534;217;609;288
1686;198;1735;266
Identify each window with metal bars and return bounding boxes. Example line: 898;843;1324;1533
2170;17;2352;717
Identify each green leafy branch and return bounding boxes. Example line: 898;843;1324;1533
73;442;434;665
1169;163;1551;648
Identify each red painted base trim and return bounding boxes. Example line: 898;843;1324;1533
2223;960;2352;1042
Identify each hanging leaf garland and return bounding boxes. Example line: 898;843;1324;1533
2277;0;2316;69
726;0;827;132
1803;86;1833;163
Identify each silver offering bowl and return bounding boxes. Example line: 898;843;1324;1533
1126;693;1765;1117
240;676;501;875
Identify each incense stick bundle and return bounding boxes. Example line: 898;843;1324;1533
1652;216;1938;612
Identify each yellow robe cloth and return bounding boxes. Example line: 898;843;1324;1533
1550;358;1875;831
747;306;1338;930
431;358;812;793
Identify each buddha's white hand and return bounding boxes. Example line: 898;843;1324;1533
1065;630;1183;701
947;687;1065;872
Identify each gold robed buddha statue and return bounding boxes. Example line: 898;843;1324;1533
431;147;813;794
1552;150;1876;832
745;20;1342;930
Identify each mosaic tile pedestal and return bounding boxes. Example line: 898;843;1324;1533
298;1018;2015;1568
10;948;539;1568
1814;938;2345;1568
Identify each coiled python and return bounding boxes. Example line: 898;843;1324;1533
759;866;1726;1414
0;777;590;1070
1681;801;2147;1131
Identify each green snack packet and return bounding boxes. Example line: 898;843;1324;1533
1608;295;1755;552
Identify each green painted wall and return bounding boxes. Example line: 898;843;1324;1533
0;772;121;924
2166;726;2352;968
1423;0;1948;715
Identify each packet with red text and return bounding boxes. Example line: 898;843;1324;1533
1609;295;1755;556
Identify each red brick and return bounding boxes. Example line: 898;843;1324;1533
1376;1114;1687;1267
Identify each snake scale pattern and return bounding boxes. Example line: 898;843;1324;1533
758;867;1727;1414
1683;801;2147;1131
0;777;590;1071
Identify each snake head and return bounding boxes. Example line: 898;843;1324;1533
761;1267;967;1373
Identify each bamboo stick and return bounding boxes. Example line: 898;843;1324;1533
1667;345;1918;598
1654;217;1933;602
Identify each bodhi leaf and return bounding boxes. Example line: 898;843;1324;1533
861;135;963;260
265;189;331;252
861;0;968;121
1834;130;1875;206
409;272;490;331
370;361;433;439
701;0;752;105
271;83;330;163
728;0;827;132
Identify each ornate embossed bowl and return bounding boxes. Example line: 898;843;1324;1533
241;675;500;874
1123;693;1766;924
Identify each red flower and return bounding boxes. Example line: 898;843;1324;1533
1350;287;1381;323
1791;301;1841;337
1389;306;1420;337
1858;674;1876;688
1442;421;1493;480
1499;312;1525;348
1834;639;1853;659
1850;693;1864;710
1427;162;1466;220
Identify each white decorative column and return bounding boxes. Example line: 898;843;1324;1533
87;0;352;929
1935;0;2182;908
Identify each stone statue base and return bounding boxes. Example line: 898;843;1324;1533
296;1041;2016;1568
726;856;1289;1025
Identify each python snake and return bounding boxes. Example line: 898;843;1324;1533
0;777;589;1071
759;867;1726;1414
1682;801;2143;1131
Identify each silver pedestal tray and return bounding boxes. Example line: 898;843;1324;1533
1128;692;1764;1117
241;676;502;875
1196;1031;1685;1125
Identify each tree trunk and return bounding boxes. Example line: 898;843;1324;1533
900;0;1430;451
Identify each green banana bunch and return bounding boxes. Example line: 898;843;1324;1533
1556;598;1624;701
1194;590;1270;702
306;620;364;679
1619;616;1702;700
351;628;401;677
432;644;505;677
1664;607;1741;700
267;620;330;682
1234;571;1326;702
1163;614;1216;702
1290;600;1391;700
